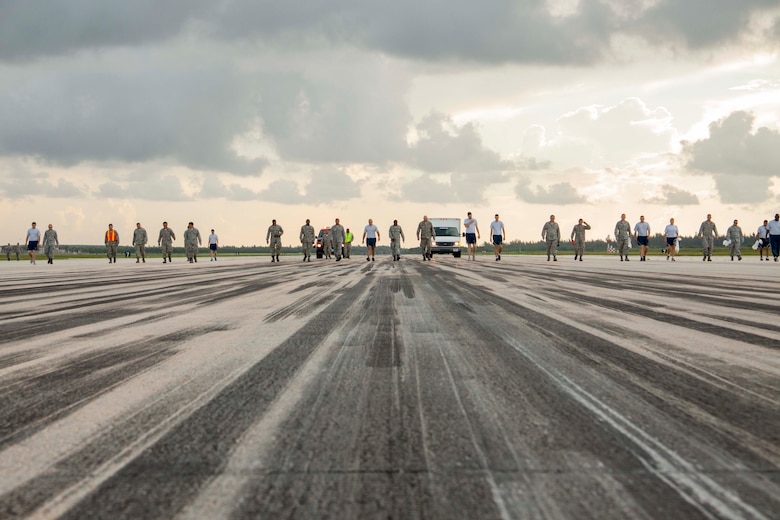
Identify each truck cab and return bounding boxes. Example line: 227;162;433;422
430;218;462;258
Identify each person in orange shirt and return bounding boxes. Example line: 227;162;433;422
105;223;119;263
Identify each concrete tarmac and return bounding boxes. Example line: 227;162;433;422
0;254;778;519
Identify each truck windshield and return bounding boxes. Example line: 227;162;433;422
434;227;459;237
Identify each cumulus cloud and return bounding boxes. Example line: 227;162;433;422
303;169;362;204
96;175;190;201
0;176;83;199
258;179;305;204
515;176;586;204
525;98;677;168
682;111;780;203
409;112;509;175
642;184;700;206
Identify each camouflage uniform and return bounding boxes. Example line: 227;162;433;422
541;221;561;260
321;231;333;259
300;223;315;261
330;224;345;260
417;220;435;260
726;224;743;260
42;229;59;263
14;243;20;260
104;229;119;263
697;220;718;260
571;222;591;259
614;220;632;260
5;244;10;261
183;226;202;263
133;227;148;262
388;224;405;260
266;224;284;261
158;227;176;263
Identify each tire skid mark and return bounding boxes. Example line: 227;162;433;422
444;273;780;456
264;291;328;323
413;263;706;517
423;267;779;518
54;280;370;520
551;288;780;349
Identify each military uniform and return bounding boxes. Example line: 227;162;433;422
321;231;333;259
184;226;202;263
104;228;119;263
388;224;405;261
417;220;435;260
267;224;284;262
300;223;315;261
331;224;345;260
42;229;59;264
133;227;148;263
14;243;20;261
614;220;631;260
542;221;561;261
158;227;176;263
697;220;718;261
571;222;591;260
726;224;743;261
4;244;10;261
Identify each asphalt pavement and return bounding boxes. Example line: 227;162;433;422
0;253;778;519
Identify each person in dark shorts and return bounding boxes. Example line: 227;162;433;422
464;212;480;261
663;218;679;262
489;214;505;261
26;222;41;264
633;215;651;261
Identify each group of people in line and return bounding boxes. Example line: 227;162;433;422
8;212;780;265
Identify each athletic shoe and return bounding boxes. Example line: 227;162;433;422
367;257;370;261
371;257;375;261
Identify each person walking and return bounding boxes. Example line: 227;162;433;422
14;242;21;261
344;228;353;259
158;221;176;263
299;220;315;262
757;219;770;261
634;215;651;261
663;218;679;261
4;243;10;261
697;214;719;262
388;219;405;261
464;212;480;261
184;222;202;263
133;222;148;263
570;218;591;261
26;222;41;264
266;219;284;262
362;218;380;261
614;214;631;261
542;215;561;261
42;224;59;264
769;213;780;262
490;214;506;261
208;229;219;261
331;218;346;261
104;224;119;264
322;228;333;259
417;215;435;261
726;219;743;261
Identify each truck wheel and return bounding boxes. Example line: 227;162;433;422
453;251;461;258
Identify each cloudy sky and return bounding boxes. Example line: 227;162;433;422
1;0;779;246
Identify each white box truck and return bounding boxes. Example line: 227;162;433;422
430;218;462;258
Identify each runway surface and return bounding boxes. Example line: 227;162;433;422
0;253;778;519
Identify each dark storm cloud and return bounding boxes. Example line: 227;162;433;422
0;56;268;175
0;0;212;61
628;0;779;49
2;1;775;65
